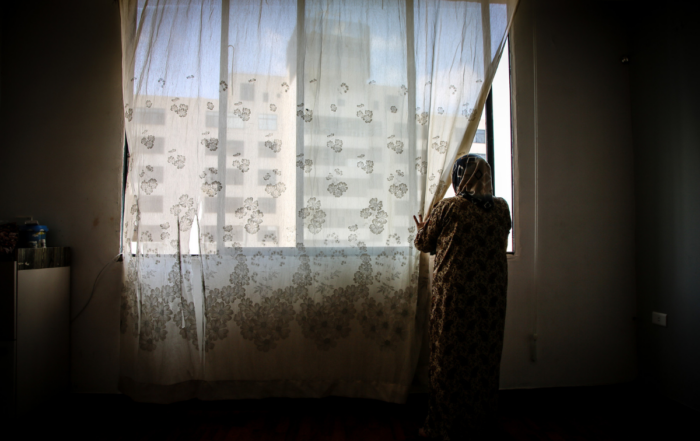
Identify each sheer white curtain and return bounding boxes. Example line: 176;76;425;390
119;0;517;403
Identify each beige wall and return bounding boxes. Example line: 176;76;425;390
630;3;700;410
1;1;124;393
0;0;637;394
500;0;636;388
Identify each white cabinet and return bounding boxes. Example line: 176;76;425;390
0;247;70;416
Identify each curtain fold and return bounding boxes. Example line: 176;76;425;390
119;0;517;404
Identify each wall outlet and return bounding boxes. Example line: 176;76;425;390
652;311;667;327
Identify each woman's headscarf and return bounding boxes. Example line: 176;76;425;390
451;154;494;210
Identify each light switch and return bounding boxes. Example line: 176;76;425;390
652;311;667;327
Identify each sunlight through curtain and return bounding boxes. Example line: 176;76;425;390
119;0;517;403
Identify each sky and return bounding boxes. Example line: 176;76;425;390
133;1;508;101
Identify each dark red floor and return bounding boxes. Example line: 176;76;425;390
9;382;697;440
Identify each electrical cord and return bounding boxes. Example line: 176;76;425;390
70;253;123;323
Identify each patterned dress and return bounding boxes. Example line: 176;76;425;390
414;196;511;440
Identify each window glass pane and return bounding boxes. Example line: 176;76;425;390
492;38;513;252
442;38;513;253
258;114;278;131
471;114;488;159
240;83;255;101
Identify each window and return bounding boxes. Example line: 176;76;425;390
125;1;515;256
134;107;165;125
206;111;246;129
444;37;514;253
240;83;255;101
474;129;486;144
227;112;246;129
258;114;278;131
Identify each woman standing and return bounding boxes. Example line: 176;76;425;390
414;154;512;440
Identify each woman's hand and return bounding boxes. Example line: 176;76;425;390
413;214;430;230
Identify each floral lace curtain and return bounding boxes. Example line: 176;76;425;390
119;0;517;403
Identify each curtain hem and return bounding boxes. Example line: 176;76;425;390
118;376;411;404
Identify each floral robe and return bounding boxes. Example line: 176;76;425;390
415;196;511;440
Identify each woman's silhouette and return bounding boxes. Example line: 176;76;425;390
414;154;512;440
